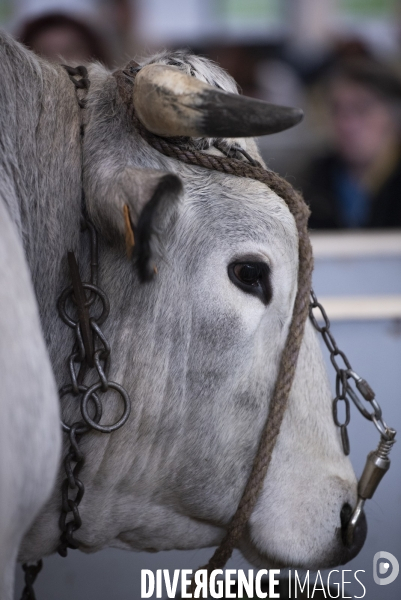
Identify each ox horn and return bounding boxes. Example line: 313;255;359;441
132;64;303;138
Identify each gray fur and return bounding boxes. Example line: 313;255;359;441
0;31;358;599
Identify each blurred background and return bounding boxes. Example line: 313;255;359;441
1;1;400;598
3;0;401;220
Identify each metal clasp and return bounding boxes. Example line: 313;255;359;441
309;289;397;547
346;370;391;439
346;428;396;546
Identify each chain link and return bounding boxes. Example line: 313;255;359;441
20;561;43;600
55;65;131;558
310;289;391;454
20;64;95;600
56;218;131;557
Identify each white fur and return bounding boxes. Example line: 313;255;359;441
0;34;359;599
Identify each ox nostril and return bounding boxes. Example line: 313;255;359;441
340;503;353;539
339;503;367;562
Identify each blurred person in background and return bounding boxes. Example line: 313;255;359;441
302;58;401;229
11;0;129;66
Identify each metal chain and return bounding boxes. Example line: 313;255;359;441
55;64;128;558
309;288;397;546
57;218;131;556
19;64;93;600
20;560;43;600
19;65;131;600
309;288;391;454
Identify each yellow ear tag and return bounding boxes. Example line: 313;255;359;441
123;204;135;258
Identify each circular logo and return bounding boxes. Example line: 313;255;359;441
373;552;399;586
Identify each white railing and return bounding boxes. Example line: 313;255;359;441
311;230;401;321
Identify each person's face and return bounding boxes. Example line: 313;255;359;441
30;24;94;63
329;79;397;167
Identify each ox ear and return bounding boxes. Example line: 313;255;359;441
134;171;183;281
86;168;182;281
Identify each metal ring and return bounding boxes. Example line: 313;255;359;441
58;285;78;328
57;283;110;328
81;283;110;323
60;384;102;434
81;382;131;433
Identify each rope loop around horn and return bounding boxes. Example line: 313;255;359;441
115;60;303;139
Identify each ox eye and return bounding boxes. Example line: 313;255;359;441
228;261;272;305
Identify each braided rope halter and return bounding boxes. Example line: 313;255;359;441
141;131;313;574
114;67;314;576
115;65;395;580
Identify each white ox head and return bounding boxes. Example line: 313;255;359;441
57;51;367;570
